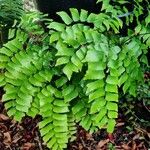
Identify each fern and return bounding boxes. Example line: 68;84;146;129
0;4;149;150
0;0;23;45
0;0;23;24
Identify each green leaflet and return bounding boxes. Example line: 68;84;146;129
105;92;118;102
94;108;107;124
89;88;105;102
86;80;104;94
108;111;118;119
70;8;80;22
48;22;65;31
80;115;92;130
90;98;106;114
55;57;70;66
84;70;105;80
80;9;88;22
106;102;118;111
57;11;73;25
105;84;118;93
50;32;60;43
85;50;101;62
72;101;85;115
106;75;118;85
107;119;116;133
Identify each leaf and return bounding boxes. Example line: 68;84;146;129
80;9;88;22
90;98;106;114
118;73;128;87
106;102;118;111
0;74;5;83
63;85;74;96
14;111;25;122
94;108;107;123
86;50;101;62
53;114;67;121
107;119;116;133
0;55;9;62
0;47;13;56
54;100;68;107
63;64;73;80
110;68;119;77
89;88;105;102
124;57;130;67
118;66;125;75
47;137;56;148
105;92;118;102
92;31;101;42
56;41;74;56
86;80;104;94
76;49;85;60
84;70;105;80
39;118;52;129
50;32;60;43
135;24;142;34
72;101;84;114
74;108;87;121
48;22;65;31
108;111;118;119
43;130;54;142
98;116;108;128
87;13;97;23
84;30;93;42
103;20;110;31
106;75;118;85
108;60;119;69
55;57;70;66
53;106;69;113
123;80;130;93
3;93;16;101
55;77;67;88
64;88;78;102
53;120;67;128
57;11;73;25
140;55;148;65
40;124;54;136
129;83;136;97
105;84;118;93
97;139;109;148
111;46;121;54
7;108;16;117
71;54;82;70
65;26;74;39
3;132;11;144
70;8;80;22
76;32;86;44
88;62;106;71
80;115;91;130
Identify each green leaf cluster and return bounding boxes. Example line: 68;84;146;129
0;4;149;150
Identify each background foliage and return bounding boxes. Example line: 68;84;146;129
0;0;23;45
0;0;149;150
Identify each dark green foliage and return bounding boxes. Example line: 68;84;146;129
0;0;23;25
0;0;149;149
0;0;23;45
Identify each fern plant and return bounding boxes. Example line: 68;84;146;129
0;0;23;45
0;2;149;150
